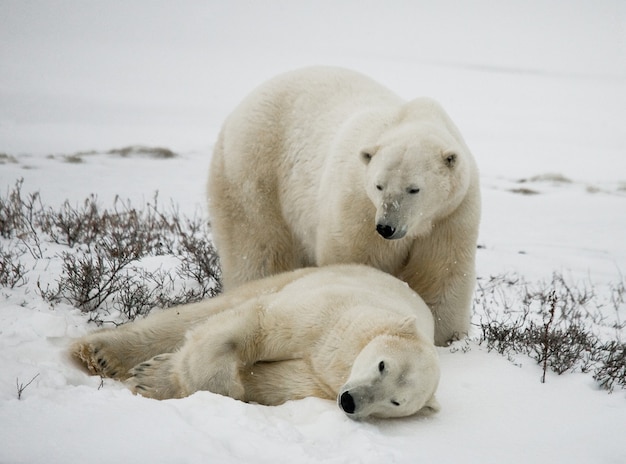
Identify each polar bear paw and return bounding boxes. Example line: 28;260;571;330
71;338;128;380
127;354;185;400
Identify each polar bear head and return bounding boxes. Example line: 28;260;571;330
360;102;471;240
338;318;440;420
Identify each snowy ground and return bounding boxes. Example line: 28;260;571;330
1;1;625;463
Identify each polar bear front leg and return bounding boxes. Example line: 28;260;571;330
130;305;261;400
402;239;475;346
175;324;246;400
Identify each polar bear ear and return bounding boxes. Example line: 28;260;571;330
360;146;379;165
420;395;441;415
443;151;458;168
397;316;418;337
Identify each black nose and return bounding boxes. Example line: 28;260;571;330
340;391;356;414
376;224;396;239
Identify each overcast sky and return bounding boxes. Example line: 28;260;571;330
1;0;624;156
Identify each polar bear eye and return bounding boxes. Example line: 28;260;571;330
376;185;383;191
378;361;385;373
407;187;420;194
391;400;401;406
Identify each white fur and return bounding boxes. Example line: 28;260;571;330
208;66;481;346
71;265;440;420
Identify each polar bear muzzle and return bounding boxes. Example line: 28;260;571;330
376;223;395;239
376;223;408;240
339;390;356;414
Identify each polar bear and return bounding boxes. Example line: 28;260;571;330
208;66;481;346
71;265;440;420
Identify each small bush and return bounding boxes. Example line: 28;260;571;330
0;244;28;289
0;179;43;258
1;179;221;323
107;146;177;159
594;341;626;391
475;273;625;391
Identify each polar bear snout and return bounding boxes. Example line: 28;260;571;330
337;385;379;419
376;222;407;240
339;390;356;414
376;223;395;239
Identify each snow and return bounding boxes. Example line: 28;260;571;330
1;1;625;463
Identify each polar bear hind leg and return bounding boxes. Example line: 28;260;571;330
127;354;184;399
72;334;130;380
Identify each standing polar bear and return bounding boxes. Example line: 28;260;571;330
71;265;440;420
208;66;481;346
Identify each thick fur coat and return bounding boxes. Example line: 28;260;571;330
208;66;481;345
71;265;440;419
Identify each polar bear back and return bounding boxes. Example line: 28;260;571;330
264;264;435;344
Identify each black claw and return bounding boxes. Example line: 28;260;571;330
134;385;147;391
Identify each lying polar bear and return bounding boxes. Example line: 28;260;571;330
71;264;440;419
